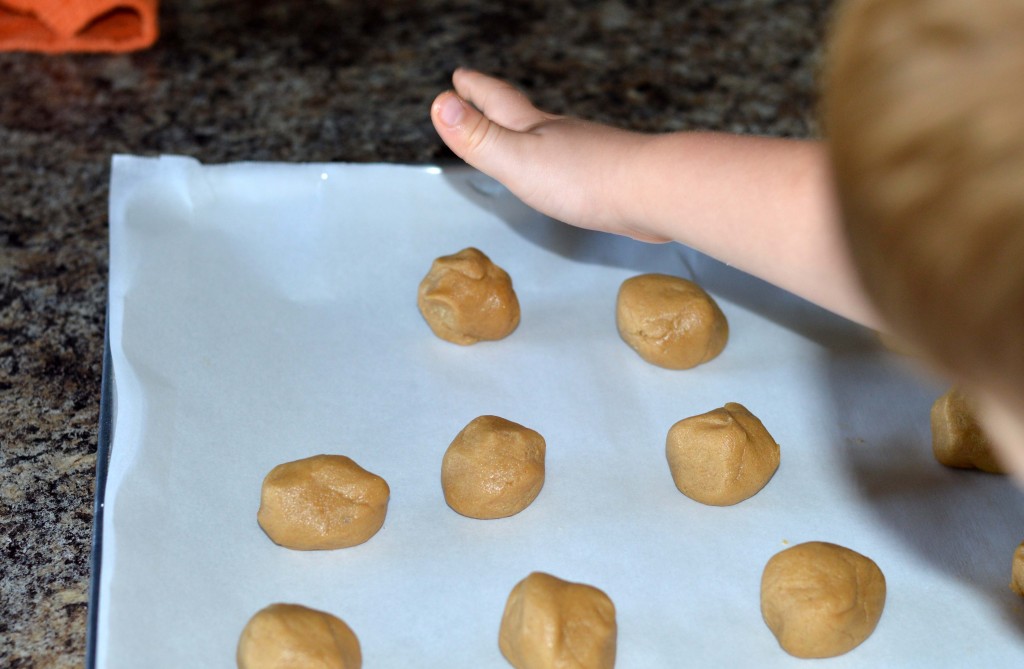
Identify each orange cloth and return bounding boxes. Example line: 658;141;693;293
0;0;158;53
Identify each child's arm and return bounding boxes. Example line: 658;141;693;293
431;68;881;329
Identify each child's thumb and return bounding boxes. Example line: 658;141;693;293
431;91;518;178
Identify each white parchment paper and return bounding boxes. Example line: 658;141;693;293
99;155;1024;668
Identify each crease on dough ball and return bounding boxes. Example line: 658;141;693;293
499;572;617;669
665;402;780;506
930;386;1005;473
236;603;362;669
418;247;520;345
258;454;390;550
615;273;728;369
760;542;886;659
442;415;546;519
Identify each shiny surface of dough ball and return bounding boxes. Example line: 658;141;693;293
418;247;521;345
499;572;617;669
761;542;886;659
258;454;389;550
1011;541;1024;596
930;386;1005;473
442;415;545;519
665;402;780;506
615;273;728;369
237;603;362;669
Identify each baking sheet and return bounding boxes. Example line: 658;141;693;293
97;154;1024;668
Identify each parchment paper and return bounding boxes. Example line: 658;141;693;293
99;155;1024;668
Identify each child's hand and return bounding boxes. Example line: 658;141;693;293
431;69;880;328
431;68;669;242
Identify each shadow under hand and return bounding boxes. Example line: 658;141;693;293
442;164;873;350
825;347;1024;637
440;164;657;269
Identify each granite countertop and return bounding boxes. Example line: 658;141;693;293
0;0;832;665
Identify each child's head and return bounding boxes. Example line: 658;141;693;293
823;0;1024;470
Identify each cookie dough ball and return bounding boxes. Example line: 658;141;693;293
931;386;1005;473
418;247;521;345
499;572;617;669
761;542;886;659
442;415;545;519
237;603;361;669
258;455;389;550
616;273;728;369
1011;541;1024;596
665;402;780;506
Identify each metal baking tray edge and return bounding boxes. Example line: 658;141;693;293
86;312;113;669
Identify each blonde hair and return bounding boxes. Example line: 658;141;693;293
823;0;1024;402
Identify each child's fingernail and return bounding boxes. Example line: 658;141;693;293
438;94;465;127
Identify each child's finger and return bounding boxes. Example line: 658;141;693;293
451;68;553;131
430;90;530;186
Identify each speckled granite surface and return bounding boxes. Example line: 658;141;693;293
0;0;832;665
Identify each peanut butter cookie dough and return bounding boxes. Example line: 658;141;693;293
1011;541;1024;596
761;542;886;659
665;402;780;506
931;386;1005;473
258;454;389;550
442;415;545;519
616;273;728;369
418;247;521;345
499;572;617;669
237;603;362;669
